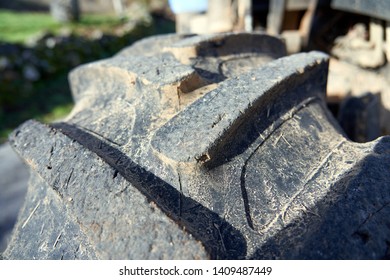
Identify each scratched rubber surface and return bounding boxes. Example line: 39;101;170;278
3;33;390;259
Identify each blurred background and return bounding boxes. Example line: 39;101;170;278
1;0;390;254
0;0;175;144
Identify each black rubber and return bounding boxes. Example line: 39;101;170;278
4;33;390;259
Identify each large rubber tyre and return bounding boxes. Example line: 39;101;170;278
3;33;390;259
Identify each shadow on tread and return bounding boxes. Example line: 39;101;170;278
51;122;247;259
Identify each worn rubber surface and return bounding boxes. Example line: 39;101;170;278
4;33;390;259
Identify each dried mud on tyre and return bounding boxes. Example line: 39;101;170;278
4;33;390;260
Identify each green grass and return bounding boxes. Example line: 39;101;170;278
0;10;131;143
0;9;61;42
76;13;125;28
0;9;125;43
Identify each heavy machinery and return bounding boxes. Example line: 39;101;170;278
3;32;390;259
2;0;390;260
